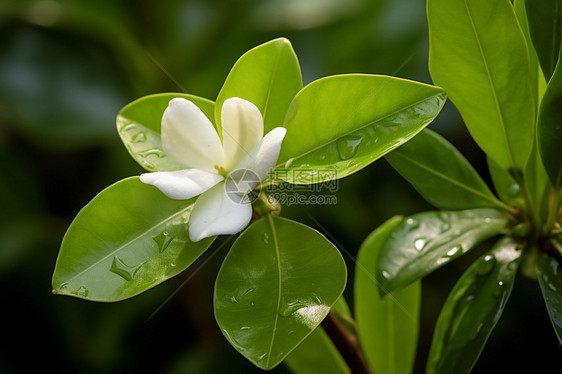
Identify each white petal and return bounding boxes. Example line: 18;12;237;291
231;127;287;186
162;98;224;172
221;97;264;171
188;183;252;241
140;169;223;200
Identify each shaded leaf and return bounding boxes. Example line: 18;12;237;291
52;177;215;301
487;156;523;207
355;216;420;374
214;216;347;370
385;129;501;210
377;208;509;292
536;244;562;344
427;237;523;374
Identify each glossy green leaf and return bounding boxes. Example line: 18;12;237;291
284;326;350;374
355;216;420;374
275;74;446;184
428;0;535;170
525;0;562;81
214;216;347;370
385;129;502;210
426;237;523;374
514;0;541;103
377;208;509;293
116;93;215;172
538;44;562;189
487;156;523;207
52;177;215;302
216;38;302;133
536;248;562;345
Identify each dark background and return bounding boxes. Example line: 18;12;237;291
0;0;560;372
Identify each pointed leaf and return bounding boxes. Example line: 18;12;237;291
214;216;347;370
426;237;524;374
428;0;535;170
538;44;562;189
216;38;302;134
525;0;562;81
385;129;501;210
275;74;446;184
52;177;215;301
117;93;215;172
377;208;509;292
355;216;420;374
536;246;562;345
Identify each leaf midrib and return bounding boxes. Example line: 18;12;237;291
265;215;282;368
277;92;443;168
57;205;192;286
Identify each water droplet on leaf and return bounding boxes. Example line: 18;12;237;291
131;131;146;143
110;256;143;281
152;231;174;253
476;254;496;276
336;134;364;160
262;233;270;244
414;237;427;251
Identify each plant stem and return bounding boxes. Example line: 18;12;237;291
321;310;373;374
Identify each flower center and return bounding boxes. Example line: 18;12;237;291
214;165;227;177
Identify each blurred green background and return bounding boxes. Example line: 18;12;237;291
1;0;560;372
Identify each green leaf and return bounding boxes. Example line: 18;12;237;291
216;38;302;134
276;74;446;184
284;326;350;374
52;177;215;302
536;248;562;345
525;0;562;81
284;296;352;374
214;216;347;370
377;208;509;293
428;0;535;170
538;44;562;189
385;129;503;211
487;156;523;207
116;93;215;172
426;237;523;374
355;216;420;374
514;0;541;102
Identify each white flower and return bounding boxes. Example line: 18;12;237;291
140;97;286;242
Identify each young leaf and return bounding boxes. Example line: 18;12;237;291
214;215;347;370
117;93;215;172
276;74;446;184
487;156;523;207
52;177;215;302
355;216;420;374
536;248;562;345
377;208;509;293
385;129;504;211
428;0;535;170
525;0;562;81
426;237;523;374
216;38;302;133
537;44;562;189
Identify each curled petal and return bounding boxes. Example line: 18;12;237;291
140;169;223;200
232;127;287;188
189;183;252;242
162;98;224;172
222;97;264;171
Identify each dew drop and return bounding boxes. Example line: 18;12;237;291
548;283;558;291
507;183;520;197
142;160;155;170
414;237;427;251
59;282;69;289
262;233;270;244
336;134;364;160
405;217;420;231
152;231;174;253
471;323;484;340
446;245;462;258
230;295;239;304
110;256;143;281
138;149;166;158
382;270;392;279
240;326;251;331
73;286;88;297
131;131;146;143
476;254;496;276
279;300;307;317
285;158;295;168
